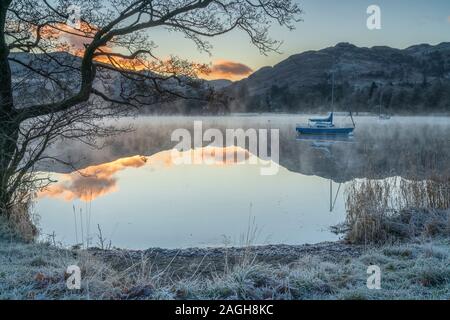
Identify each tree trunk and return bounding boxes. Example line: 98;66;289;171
0;121;19;217
0;0;13;114
0;0;16;217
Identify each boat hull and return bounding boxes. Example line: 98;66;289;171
296;127;354;135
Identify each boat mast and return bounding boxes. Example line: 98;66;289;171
331;72;335;112
350;111;356;128
329;179;332;212
379;88;383;116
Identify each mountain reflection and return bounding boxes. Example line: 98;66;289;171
39;146;252;201
39;116;450;184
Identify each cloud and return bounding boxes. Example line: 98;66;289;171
40;23;151;70
40;22;98;53
204;60;253;81
40;24;253;78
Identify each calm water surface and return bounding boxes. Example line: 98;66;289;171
35;115;450;249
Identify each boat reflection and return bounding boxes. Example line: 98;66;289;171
296;134;355;144
296;135;347;212
39;116;450;183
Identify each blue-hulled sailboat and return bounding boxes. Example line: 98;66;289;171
296;116;354;135
296;73;355;136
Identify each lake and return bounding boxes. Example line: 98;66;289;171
34;115;450;249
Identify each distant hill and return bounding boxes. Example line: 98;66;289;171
226;42;450;113
208;79;233;90
10;42;450;114
8;51;224;113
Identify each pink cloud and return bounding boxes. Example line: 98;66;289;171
204;60;253;81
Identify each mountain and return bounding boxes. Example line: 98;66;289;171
207;79;233;90
9;52;223;112
9;42;450;114
226;42;450;113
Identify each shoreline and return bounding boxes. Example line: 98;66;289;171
2;231;449;299
88;241;363;278
119;112;450;119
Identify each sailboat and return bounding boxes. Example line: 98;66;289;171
378;90;391;120
296;73;355;135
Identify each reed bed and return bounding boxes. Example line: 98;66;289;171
344;175;450;244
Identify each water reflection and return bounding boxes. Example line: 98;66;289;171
41;115;450;182
39;156;148;201
35;115;450;249
39;146;253;202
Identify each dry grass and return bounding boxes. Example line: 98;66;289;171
0;202;37;243
399;177;450;210
1;230;449;300
343;176;450;244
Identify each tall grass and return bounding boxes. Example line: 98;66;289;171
0;200;38;243
398;177;450;210
344;176;450;244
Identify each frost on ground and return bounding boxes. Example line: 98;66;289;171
1;222;449;300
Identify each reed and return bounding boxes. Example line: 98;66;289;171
0;200;38;243
344;176;450;244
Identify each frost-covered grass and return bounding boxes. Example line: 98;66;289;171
1;231;449;300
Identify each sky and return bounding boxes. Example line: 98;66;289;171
145;0;450;80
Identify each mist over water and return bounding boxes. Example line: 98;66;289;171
35;115;450;249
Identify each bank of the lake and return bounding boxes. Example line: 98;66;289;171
1;231;449;300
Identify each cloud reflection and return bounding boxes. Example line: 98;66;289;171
39;147;252;202
39;155;148;202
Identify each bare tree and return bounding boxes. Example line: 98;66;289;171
0;0;301;217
